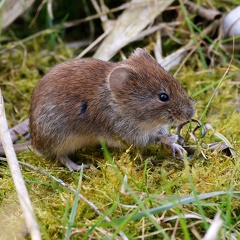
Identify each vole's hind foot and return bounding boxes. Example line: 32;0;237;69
59;156;89;171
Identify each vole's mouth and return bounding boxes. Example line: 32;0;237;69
171;107;195;126
170;116;193;127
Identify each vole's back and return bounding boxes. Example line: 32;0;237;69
30;58;115;158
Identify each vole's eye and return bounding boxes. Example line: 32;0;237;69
158;93;169;102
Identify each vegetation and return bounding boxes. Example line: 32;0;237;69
0;0;239;239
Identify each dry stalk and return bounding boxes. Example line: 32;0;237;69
93;0;174;61
8;118;29;145
202;212;223;240
1;0;36;30
186;1;222;21
62;2;131;29
161;20;221;73
0;89;41;240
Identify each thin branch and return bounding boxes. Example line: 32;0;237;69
186;2;222;21
0;90;41;240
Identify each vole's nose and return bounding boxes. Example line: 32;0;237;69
186;103;195;119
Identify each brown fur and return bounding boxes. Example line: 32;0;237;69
29;48;194;169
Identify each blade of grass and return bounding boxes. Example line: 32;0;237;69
64;164;84;240
140;159;153;208
140;158;148;191
179;213;191;240
183;157;208;230
191;71;236;98
101;191;240;227
81;200;120;240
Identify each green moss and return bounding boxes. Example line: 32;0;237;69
1;1;240;238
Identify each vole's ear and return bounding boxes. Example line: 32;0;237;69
109;67;133;93
130;48;154;60
134;48;149;56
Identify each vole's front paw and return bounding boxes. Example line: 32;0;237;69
158;133;187;158
166;143;187;158
159;134;178;145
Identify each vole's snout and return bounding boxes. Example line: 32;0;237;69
178;99;195;122
186;104;195;120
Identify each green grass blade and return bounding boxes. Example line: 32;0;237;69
64;165;84;240
101;191;240;227
81;201;119;240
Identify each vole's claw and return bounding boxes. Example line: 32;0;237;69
166;143;187;158
157;133;187;158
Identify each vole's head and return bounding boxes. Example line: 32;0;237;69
108;48;194;130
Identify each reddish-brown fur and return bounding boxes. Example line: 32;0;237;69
29;48;194;170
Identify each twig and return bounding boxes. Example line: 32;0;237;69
8;118;29;144
0;90;41;240
154;30;163;62
0;141;30;156
0;157;128;240
131;22;180;44
91;0;108;24
93;0;175;61
77;22;179;60
2;0;36;30
202;212;223;240
173;41;201;77
47;0;53;20
186;1;222;21
76;29;111;59
161;19;221;72
61;2;132;29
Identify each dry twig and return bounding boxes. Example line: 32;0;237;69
202;212;223;240
8;118;29;144
93;0;174;60
0;90;41;240
1;0;36;30
186;1;222;21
